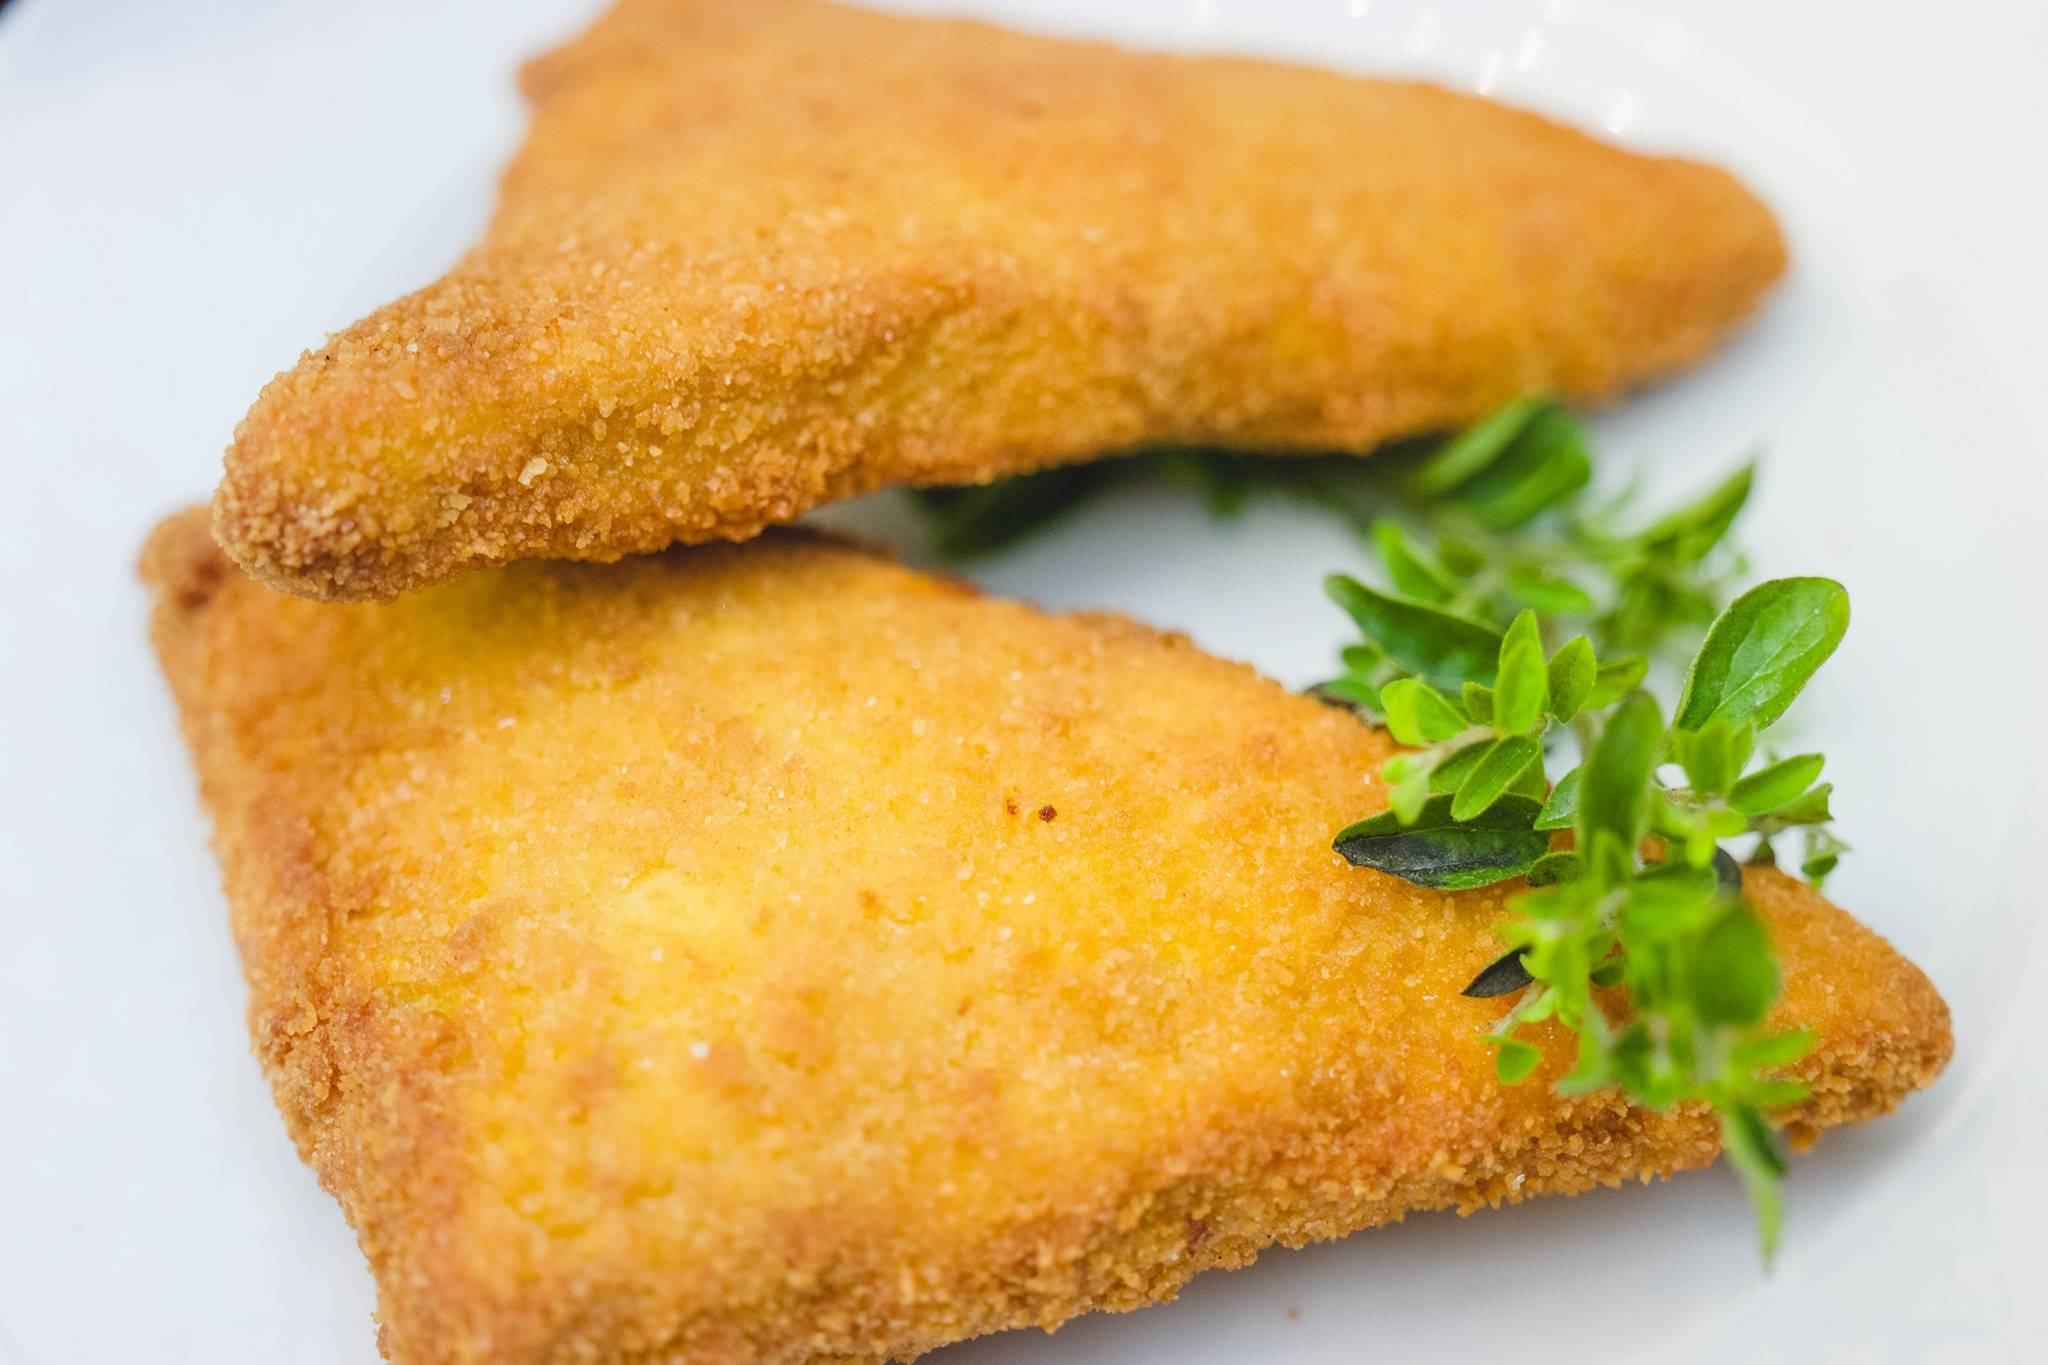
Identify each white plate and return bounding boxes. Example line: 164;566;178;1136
1;2;2043;1361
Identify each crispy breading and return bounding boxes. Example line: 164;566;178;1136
144;509;1945;1364
214;0;1786;602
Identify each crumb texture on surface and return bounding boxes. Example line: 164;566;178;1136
214;0;1787;601
144;510;1946;1364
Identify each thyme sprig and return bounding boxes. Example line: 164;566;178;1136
1323;402;1847;1261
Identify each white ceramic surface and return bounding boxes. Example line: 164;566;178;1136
2;2;2043;1361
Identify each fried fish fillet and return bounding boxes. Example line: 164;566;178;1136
215;0;1786;602
145;509;1945;1364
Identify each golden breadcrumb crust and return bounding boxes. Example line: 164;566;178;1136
143;510;1944;1365
214;0;1786;601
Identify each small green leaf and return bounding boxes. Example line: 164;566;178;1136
1801;827;1847;886
1674;716;1741;797
1508;570;1597;616
1490;1037;1543;1084
1493;612;1549;735
1499;608;1541;657
1731;754;1826;816
1411;396;1551;495
1452;736;1544;820
1576;692;1665;885
1508;752;1550;800
1427;740;1492;795
1619;862;1718;942
1546;636;1596;721
1333;794;1549;891
1371;520;1456;603
1638;462;1755;565
1461;681;1495;726
1325;575;1505;693
1148;449;1254;517
1556;1030;1612;1095
1674;578;1850;733
1731;719;1757;773
1535;767;1581;830
914;461;1129;559
1525;849;1583;887
1434;535;1486;577
1586;654;1649;708
1753;782;1834;833
1712;846;1745;900
1462;949;1534;998
1731;1028;1816;1072
1379;677;1467;745
1513;885;1588;920
1695;905;1779;1026
1339;643;1383;675
1720;1104;1787;1265
1306;403;1822;1265
1307;676;1381;717
1380;752;1435;824
1455;406;1593;531
1743;1078;1813;1109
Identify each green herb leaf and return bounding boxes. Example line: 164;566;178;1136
1720;1105;1788;1264
1452;736;1545;820
1586;654;1650;708
1673;715;1750;798
1490;1037;1543;1084
913;461;1128;559
1333;794;1549;890
1801;828;1847;886
1546;636;1597;721
1315;400;1841;1262
1526;849;1583;886
1340;643;1383;675
1152;448;1253;517
1380;752;1435;825
1695;905;1780;1026
1462;948;1534;998
1493;611;1550;734
1535;767;1581;830
1576;692;1664;885
1371;520;1456;603
1461;681;1495;726
1730;754;1826;816
1307;676;1381;717
1509;570;1597;616
1410;396;1551;495
1428;740;1493;795
1731;1028;1816;1072
1379;677;1468;745
1619;861;1720;941
1753;782;1834;833
1712;846;1745;900
1325;575;1504;693
1674;578;1850;733
1455;405;1593;531
1639;462;1755;564
1434;535;1487;577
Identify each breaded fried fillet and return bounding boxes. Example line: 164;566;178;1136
145;509;1944;1364
214;0;1786;601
